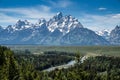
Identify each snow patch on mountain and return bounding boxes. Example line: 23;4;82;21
109;25;120;45
96;29;110;36
47;12;83;34
95;29;111;40
0;12;112;45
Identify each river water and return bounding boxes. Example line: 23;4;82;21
43;56;87;72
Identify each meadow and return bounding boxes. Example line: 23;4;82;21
7;45;120;57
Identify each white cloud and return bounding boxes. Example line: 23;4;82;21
0;13;18;27
98;7;107;11
0;5;120;32
37;5;51;12
0;13;17;22
0;5;54;19
80;13;120;31
112;14;120;19
0;5;55;27
48;0;72;8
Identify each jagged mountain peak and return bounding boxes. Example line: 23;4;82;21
56;12;62;16
53;12;63;21
6;25;12;29
35;18;47;27
56;12;63;17
16;20;25;24
115;25;120;30
38;18;46;24
0;26;4;31
0;25;2;28
0;26;3;29
12;20;32;30
48;12;83;33
6;25;14;32
53;28;62;34
96;29;110;36
24;20;30;25
15;20;26;29
16;19;30;25
61;27;109;45
109;25;120;45
0;12;113;45
95;29;110;40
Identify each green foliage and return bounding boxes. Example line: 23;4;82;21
0;46;20;80
75;51;82;63
15;51;74;71
0;45;120;80
11;45;120;57
0;46;41;80
47;56;120;80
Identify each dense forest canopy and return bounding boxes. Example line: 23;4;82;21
0;46;120;80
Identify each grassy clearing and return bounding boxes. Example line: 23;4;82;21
6;45;120;57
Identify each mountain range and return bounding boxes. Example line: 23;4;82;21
0;12;119;45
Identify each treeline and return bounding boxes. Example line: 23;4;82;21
0;46;75;80
49;56;120;80
0;46;42;80
47;56;120;80
15;51;74;71
0;46;120;80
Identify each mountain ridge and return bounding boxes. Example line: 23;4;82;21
0;12;116;45
109;25;120;45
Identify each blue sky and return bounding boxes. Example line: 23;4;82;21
0;0;120;31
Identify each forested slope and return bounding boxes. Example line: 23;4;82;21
0;46;120;80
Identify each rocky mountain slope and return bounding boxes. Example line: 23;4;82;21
109;25;120;45
0;12;110;45
96;29;110;40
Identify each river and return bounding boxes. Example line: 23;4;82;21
43;56;87;72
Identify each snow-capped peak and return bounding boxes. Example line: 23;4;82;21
35;18;47;27
53;12;63;21
0;26;4;31
24;20;30;25
2;12;83;35
47;12;83;34
57;12;62;15
6;25;14;33
12;20;32;30
38;18;46;24
96;29;110;36
0;26;3;29
115;25;120;31
96;29;111;40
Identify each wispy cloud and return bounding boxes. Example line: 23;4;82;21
0;4;120;31
38;5;51;12
80;13;120;31
0;13;17;23
98;7;107;11
48;0;72;8
0;5;55;27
